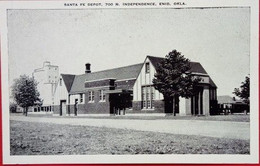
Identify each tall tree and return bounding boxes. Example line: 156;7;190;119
233;75;250;104
152;50;201;115
11;75;42;116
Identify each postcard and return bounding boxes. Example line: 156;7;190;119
0;0;258;164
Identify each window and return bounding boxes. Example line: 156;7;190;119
80;94;83;103
99;90;106;102
151;87;155;108
142;87;146;108
60;78;62;86
142;86;155;109
146;87;151;108
88;91;94;102
145;62;150;73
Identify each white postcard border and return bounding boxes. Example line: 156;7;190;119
0;0;258;164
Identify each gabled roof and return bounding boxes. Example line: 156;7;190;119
62;56;217;94
147;55;216;88
217;95;245;104
61;74;75;92
217;95;236;104
147;55;208;74
69;63;143;93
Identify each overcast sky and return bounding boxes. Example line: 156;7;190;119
7;8;250;96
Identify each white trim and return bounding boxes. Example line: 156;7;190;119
141;108;155;111
85;78;116;83
191;72;209;76
125;113;166;117
99;89;106;102
76;114;111;117
115;78;136;82
28;112;53;115
140;83;154;86
84;86;111;91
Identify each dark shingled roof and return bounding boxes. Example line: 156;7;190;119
147;56;216;88
61;74;75;92
62;56;217;93
147;56;208;74
69;63;143;93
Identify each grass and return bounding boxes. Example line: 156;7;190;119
12;113;250;122
10;120;250;155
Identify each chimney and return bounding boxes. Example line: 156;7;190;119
85;63;91;73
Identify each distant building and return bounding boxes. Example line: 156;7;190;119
32;61;59;113
53;56;217;116
217;95;249;114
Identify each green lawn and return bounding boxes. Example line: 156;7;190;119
10;120;249;155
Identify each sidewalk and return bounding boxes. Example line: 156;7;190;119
10;115;250;140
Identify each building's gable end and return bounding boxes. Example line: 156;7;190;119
54;75;70;106
133;56;163;101
147;56;217;88
147;56;164;72
61;74;75;92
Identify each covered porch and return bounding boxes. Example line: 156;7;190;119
106;89;133;115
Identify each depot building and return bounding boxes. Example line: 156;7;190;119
52;56;217;116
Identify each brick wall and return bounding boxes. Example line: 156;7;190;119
78;102;110;114
115;79;136;90
76;90;110;114
68;105;75;115
53;105;60;115
131;100;164;113
153;100;165;113
132;101;142;111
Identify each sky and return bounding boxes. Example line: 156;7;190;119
7;8;250;96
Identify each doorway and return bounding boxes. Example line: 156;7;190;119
60;100;66;116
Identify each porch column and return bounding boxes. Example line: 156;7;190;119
198;92;201;115
185;98;192;115
203;86;210;116
179;97;186;116
192;96;196;115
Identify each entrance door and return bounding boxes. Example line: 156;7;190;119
109;93;130;115
60;100;66;116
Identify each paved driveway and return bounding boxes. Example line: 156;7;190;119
10;116;250;140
